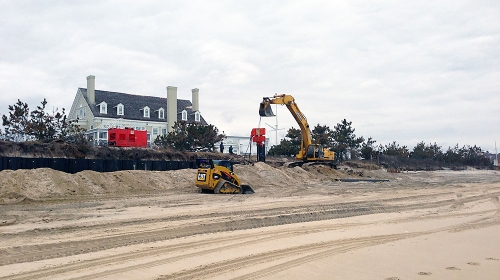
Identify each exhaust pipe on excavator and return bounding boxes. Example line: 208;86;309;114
259;99;275;117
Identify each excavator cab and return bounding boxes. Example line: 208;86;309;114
259;98;276;117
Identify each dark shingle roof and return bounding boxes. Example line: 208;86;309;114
80;88;207;125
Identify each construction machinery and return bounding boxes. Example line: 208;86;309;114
195;158;254;194
259;94;335;164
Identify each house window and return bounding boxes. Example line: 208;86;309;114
158;108;165;119
194;111;200;122
153;128;158;139
143;106;150;118
100;102;107;114
117;104;124;116
77;107;87;119
77;104;83;119
161;128;167;135
181;110;187;121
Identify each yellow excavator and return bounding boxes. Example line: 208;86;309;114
259;94;335;164
195;159;254;194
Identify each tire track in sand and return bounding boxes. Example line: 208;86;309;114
0;222;360;280
160;211;500;280
1;192;497;267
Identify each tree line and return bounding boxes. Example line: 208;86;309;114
153;121;225;152
0;99;493;167
1;99;85;143
268;119;492;167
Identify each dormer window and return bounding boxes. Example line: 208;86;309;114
143;106;150;118
194;111;200;122
99;102;107;114
158;108;165;119
181;110;187;121
117;103;124;116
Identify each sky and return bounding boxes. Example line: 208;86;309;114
0;0;499;153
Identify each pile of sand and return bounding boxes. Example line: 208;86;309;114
0;163;381;204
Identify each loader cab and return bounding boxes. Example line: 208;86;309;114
213;160;234;172
196;159;234;172
196;158;214;169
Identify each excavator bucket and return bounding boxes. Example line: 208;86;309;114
259;102;275;117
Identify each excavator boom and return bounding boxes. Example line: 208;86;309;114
259;94;335;162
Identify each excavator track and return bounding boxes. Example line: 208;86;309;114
214;180;243;194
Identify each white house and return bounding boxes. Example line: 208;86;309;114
68;75;207;145
220;135;270;156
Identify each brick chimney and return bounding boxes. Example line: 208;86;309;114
86;75;95;104
192;88;199;112
167;86;177;133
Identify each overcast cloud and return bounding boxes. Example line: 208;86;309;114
1;0;499;152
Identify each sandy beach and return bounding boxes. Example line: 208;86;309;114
1;164;499;279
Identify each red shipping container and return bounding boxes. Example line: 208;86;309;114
108;128;147;148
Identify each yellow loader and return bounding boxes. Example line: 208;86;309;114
195;159;254;194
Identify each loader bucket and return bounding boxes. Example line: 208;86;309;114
241;185;255;194
259;102;275;117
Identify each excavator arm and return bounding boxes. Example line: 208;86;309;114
259;94;335;162
259;94;312;160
